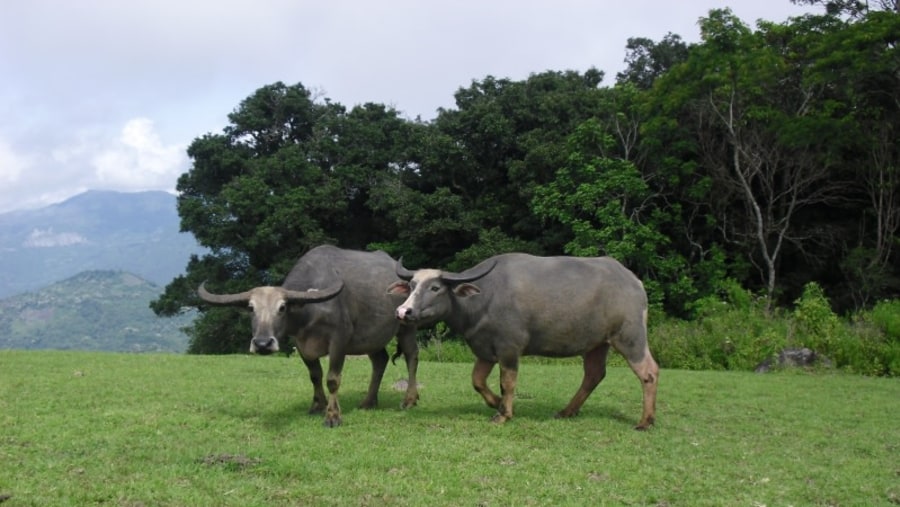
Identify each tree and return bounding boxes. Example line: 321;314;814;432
791;0;899;18
800;11;900;306
152;82;419;353
616;33;691;90
370;70;613;268
650;9;851;309
532;119;710;314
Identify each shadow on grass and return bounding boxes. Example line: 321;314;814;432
212;387;638;430
411;394;638;427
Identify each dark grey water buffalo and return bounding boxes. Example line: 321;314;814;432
387;253;658;430
198;245;420;427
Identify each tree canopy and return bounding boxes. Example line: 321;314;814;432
153;5;900;353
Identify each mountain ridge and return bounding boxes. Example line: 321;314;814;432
0;269;193;352
0;190;205;298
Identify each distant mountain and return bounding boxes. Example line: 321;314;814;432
0;190;205;298
0;270;193;352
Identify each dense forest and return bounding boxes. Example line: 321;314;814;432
152;2;900;356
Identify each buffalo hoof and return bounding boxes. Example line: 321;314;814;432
358;399;378;410
308;404;325;415
323;416;343;428
490;413;510;424
634;419;655;431
554;410;579;419
400;396;419;409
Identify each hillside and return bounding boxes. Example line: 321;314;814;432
0;270;193;352
0;190;205;298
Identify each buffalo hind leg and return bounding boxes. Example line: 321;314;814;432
556;343;610;419
359;348;389;409
472;358;500;410
323;354;346;428
396;326;420;409
491;357;519;424
301;356;327;415
625;349;658;430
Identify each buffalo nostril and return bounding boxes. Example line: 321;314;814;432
253;338;277;351
396;307;413;320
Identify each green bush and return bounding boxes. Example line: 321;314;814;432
847;299;900;376
653;280;788;371
789;283;898;376
869;299;900;341
416;323;474;363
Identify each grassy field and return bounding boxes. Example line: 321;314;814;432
0;350;897;506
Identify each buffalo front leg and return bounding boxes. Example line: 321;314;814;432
301;356;327;415
625;348;659;430
359;348;389;409
491;357;519;424
472;358;500;410
323;354;346;428
397;326;420;409
556;343;610;419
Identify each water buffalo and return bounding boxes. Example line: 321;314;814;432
387;253;658;430
198;245;420;427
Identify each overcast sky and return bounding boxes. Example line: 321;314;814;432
0;0;815;214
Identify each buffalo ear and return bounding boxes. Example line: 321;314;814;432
386;280;410;296
453;283;481;298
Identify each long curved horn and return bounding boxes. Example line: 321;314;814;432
283;282;343;303
395;257;415;281
440;259;497;284
197;282;253;307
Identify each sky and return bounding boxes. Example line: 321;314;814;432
0;0;815;214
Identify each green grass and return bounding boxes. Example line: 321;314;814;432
1;350;897;506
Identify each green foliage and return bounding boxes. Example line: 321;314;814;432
791;282;845;349
616;33;691;89
652;282;789;371
652;281;900;376
0;271;192;352
158;6;899;354
868;299;900;341
532;118;701;314
788;282;895;375
416;323;475;363
156;83;422;353
447;227;540;272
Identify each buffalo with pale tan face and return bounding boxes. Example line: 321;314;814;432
198;284;343;354
388;253;659;430
199;245;420;427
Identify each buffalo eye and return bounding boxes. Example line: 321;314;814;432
430;284;441;292
278;301;287;314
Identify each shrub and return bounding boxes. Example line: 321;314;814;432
653;280;788;371
416;323;474;363
791;284;899;376
868;299;900;342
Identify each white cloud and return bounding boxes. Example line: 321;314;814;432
92;118;188;191
0;139;31;184
23;228;88;248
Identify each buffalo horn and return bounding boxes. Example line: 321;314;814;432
197;282;253;306
282;282;343;303
440;259;497;284
395;257;415;281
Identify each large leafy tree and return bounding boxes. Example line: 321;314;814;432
798;10;900;307
647;9;855;309
151;82;419;353
531;119;695;312
372;69;610;269
616;33;691;90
